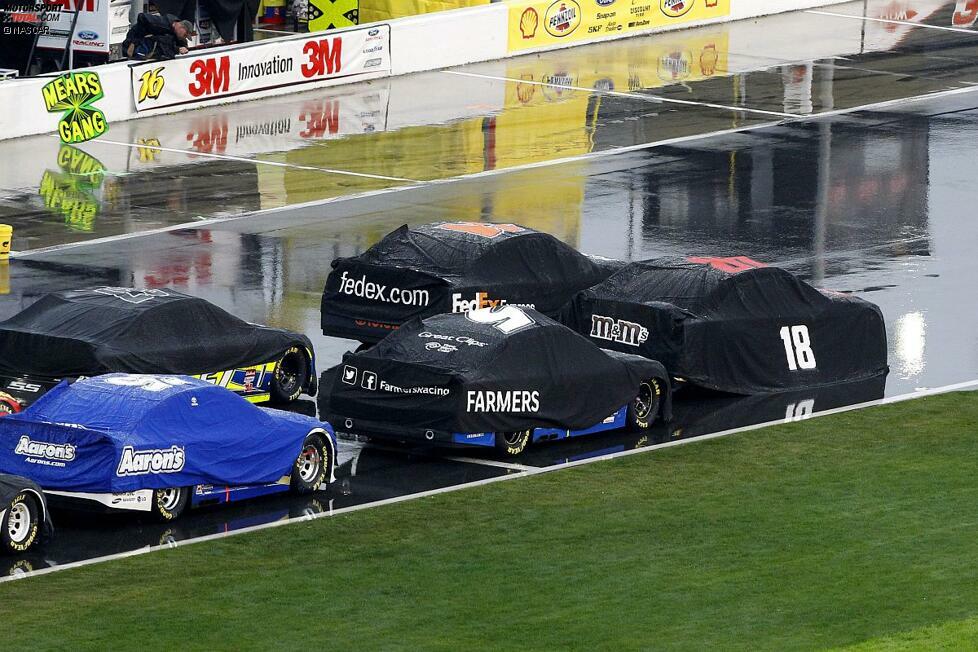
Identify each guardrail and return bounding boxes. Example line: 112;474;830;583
1;0;854;142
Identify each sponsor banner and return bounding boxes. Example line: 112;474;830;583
37;0;131;54
41;71;108;144
130;24;391;112
506;0;730;52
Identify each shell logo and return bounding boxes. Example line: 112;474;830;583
661;0;694;18
544;0;581;37
519;7;539;38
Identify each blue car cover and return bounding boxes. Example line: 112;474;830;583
0;375;331;494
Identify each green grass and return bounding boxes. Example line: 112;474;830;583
3;392;978;651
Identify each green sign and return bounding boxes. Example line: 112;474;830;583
42;71;108;144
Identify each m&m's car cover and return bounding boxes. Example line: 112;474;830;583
560;257;888;394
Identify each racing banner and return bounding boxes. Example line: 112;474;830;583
506;0;730;52
130;24;390;112
37;0;132;55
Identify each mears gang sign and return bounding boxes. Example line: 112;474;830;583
41;72;108;144
130;24;391;112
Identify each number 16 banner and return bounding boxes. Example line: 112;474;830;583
130;24;390;112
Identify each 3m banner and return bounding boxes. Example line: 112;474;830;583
130;24;390;112
506;0;730;52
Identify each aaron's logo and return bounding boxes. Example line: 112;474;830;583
42;72;108;144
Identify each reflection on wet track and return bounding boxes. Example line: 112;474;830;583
2;0;978;576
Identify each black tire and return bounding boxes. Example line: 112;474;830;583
271;346;310;404
628;378;663;429
496;429;532;456
151;487;190;521
291;433;330;495
1;492;41;554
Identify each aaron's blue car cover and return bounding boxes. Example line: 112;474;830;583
0;374;333;494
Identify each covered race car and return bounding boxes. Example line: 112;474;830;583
1;473;53;554
560;256;888;394
0;374;336;520
322;306;671;455
321;221;620;344
0;287;317;412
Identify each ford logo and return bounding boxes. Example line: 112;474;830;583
78;30;98;40
368;28;379;35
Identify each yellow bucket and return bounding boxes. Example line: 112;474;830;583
0;260;8;295
0;224;10;259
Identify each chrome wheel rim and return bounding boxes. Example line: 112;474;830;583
502;431;527;446
157;488;182;511
6;501;32;544
298;445;321;483
634;382;654;419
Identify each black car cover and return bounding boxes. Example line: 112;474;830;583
0;473;53;547
324;307;670;435
321;222;621;343
0;287;312;378
560;257;888;394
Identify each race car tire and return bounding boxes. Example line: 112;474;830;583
1;492;41;554
0;391;20;415
152;487;190;521
271;346;310;404
628;378;663;429
496;429;532;456
291;432;330;494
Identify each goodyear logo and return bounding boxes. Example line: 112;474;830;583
545;0;581;37
41;71;108;144
661;0;694;18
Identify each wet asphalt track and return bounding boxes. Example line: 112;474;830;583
2;0;978;577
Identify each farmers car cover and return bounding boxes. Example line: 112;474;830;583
0;287;312;378
321;222;620;343
324;306;670;435
560;257;888;394
0;375;328;493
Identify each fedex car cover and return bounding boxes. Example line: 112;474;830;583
0;375;333;494
321;222;620;343
560;257;888;394
324;306;670;435
0;287;312;378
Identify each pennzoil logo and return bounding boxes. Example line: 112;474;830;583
545;0;581;37
41;71;108;144
661;0;694;18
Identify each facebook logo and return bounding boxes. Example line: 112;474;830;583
361;371;378;391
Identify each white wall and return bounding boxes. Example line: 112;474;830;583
0;0;855;142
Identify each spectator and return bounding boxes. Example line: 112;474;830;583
122;13;194;60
